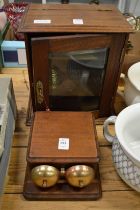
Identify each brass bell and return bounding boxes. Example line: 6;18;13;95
66;165;95;188
31;165;59;188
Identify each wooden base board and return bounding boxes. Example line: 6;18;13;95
23;165;102;201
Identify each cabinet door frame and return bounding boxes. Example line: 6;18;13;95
29;33;127;116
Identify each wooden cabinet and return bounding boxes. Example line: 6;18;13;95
18;3;133;200
19;3;132;117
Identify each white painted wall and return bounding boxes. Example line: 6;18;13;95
129;0;140;16
118;0;140;16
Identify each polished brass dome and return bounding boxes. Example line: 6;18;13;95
31;165;59;188
66;165;95;188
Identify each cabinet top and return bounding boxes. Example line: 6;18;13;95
18;3;133;33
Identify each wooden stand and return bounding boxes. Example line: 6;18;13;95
23;112;102;200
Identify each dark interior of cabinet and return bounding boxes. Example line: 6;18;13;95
48;48;109;111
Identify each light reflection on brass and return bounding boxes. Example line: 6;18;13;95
31;165;59;188
36;80;44;104
65;165;95;188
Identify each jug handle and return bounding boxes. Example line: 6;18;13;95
103;116;117;144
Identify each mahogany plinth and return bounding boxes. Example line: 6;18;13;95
24;111;102;200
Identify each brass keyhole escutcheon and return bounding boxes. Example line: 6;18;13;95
65;165;95;188
31;165;59;188
36;80;44;104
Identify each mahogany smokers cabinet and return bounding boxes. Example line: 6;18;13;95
18;3;132;201
19;3;132;117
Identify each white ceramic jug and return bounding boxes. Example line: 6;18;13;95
118;62;140;106
103;104;140;192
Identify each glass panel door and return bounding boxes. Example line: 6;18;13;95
31;34;112;112
49;48;108;111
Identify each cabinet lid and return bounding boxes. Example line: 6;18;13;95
18;3;133;33
28;111;99;164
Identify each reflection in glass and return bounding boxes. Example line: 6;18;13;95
49;48;108;111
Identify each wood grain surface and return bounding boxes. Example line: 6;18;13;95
18;3;133;33
0;68;140;209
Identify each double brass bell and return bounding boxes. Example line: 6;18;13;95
31;165;95;188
